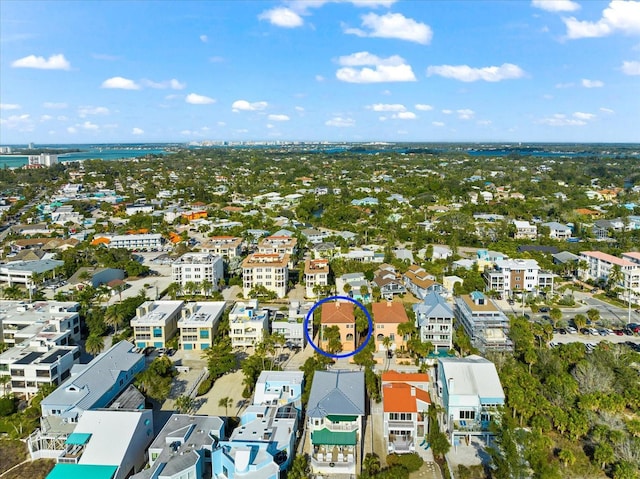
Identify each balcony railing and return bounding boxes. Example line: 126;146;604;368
324;422;358;432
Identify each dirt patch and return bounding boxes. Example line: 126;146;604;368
0;439;28;474
1;459;55;479
194;369;248;417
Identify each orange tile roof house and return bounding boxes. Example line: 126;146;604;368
381;371;431;454
372;301;410;352
321;302;356;353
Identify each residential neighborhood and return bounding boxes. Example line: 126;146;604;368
0;142;639;479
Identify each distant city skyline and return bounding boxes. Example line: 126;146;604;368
1;0;639;144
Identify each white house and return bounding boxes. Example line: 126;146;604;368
229;300;269;348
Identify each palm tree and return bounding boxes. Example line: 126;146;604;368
184;281;198;299
175;394;194;414
573;314;587;332
343;283;352;296
200;279;213;298
607;264;623;292
105;304;126;335
558;449;576;468
0;375;10;396
85;334;104;356
218;396;233;416
167;282;181;300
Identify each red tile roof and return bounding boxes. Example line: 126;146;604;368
321;302;355;324
381;371;430;383
372;302;409;324
382;383;431;413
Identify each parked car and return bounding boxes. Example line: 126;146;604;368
613;329;624;336
539;307;550;313
580;328;590;335
559;328;567;335
567;327;577;334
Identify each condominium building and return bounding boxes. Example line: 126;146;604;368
131;301;184;349
28;153;58;167
413;291;454;352
229;300;269;348
178;301;225;351
304;258;329;299
580;251;640;299
1;344;79;397
453;292;512;352
0;259;65;288
242;253;289;299
258;235;297;256
171;253;224;294
484;258;555;297
200;236;243;258
0;300;81;347
94;233;164;251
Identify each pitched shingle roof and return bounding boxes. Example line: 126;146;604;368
307;370;365;418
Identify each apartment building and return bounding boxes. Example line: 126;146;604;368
484;258;555;297
229;300;269;348
453;292;512;352
581;251;640;297
413;291;454;352
131;301;184;349
0;259;64;288
320;302;356;353
372;301;409;353
178;301;225;351
94;233;164;251
437;355;505;445
304;258;330;299
200;236;243;258
0;300;81;347
242;253;290;299
381;371;431;454
258;235;297;262
1;343;79;397
171;252;224;294
306;370;365;476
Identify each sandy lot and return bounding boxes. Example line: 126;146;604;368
194;369;248;417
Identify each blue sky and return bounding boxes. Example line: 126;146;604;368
1;0;639;144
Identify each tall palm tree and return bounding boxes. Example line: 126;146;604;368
200;279;213;298
105;305;126;335
85;334;104;356
184;281;198;299
218;396;233;416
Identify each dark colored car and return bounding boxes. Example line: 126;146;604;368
539;307;550;313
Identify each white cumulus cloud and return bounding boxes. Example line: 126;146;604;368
67;127;77;134
80;121;99;130
415;104;433;111
0;104;21;110
326;116;355;127
427;63;526;82
268;114;290;121
573;111;596;120
132;127;144;135
563;0;640;39
392;111;417;120
336;51;416;83
538;113;587;126
101;76;140;90
599;107;615;113
457;109;475;120
432;121;445;127
12;53;71;70
258;7;304;28
43;102;68;109
344;12;432;44
186;93;216;105
581;78;604;88
368;103;406;112
200;34;208;43
531;0;580;12
232;100;268;112
622;60;640;75
78;106;109;117
142;78;186;90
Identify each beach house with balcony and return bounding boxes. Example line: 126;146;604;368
306;370;365;476
229;300;269;348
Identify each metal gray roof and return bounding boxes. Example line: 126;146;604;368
41;341;143;415
414;292;454;326
307;370;365;418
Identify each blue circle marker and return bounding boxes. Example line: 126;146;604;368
303;295;373;359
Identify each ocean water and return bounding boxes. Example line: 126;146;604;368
0;145;169;168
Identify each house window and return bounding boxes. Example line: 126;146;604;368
460;410;476;420
377;334;384;341
346;333;354;341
